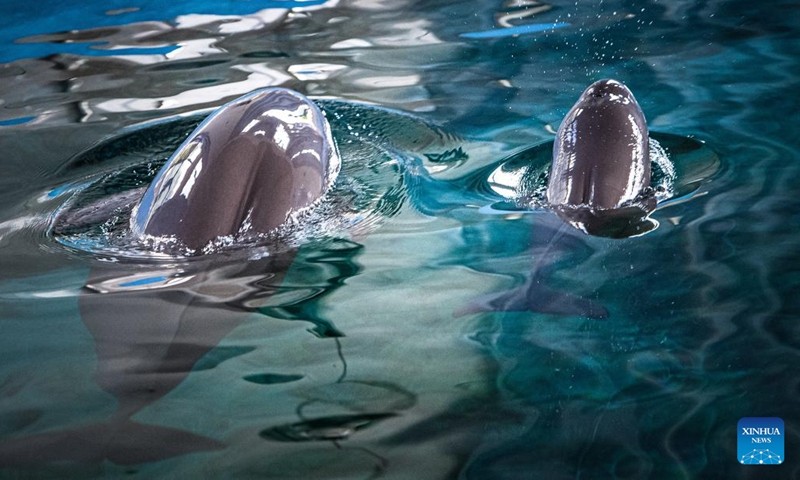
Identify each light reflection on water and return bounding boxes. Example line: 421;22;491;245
0;0;798;478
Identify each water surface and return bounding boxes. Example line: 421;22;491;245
0;0;798;478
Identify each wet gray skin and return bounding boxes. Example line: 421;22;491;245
131;87;340;250
546;79;655;237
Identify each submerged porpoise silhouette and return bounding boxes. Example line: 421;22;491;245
131;87;340;250
458;79;655;318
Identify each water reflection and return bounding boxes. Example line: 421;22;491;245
260;337;416;449
1;0;798;477
0;0;474;130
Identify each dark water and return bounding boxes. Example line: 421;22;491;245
0;0;798;478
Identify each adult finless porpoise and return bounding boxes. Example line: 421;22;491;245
131;87;340;250
0;88;346;468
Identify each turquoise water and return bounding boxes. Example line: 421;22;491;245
0;0;798;478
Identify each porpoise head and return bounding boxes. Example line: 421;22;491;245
546;79;655;237
131;88;340;250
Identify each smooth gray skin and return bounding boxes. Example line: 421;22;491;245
131;87;339;250
546;79;655;237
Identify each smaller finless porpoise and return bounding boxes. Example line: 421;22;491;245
547;78;655;237
459;79;656;319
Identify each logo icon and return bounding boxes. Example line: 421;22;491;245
738;417;784;465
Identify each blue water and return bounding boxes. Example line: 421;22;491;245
0;0;798;478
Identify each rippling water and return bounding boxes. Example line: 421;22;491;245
0;0;798;478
